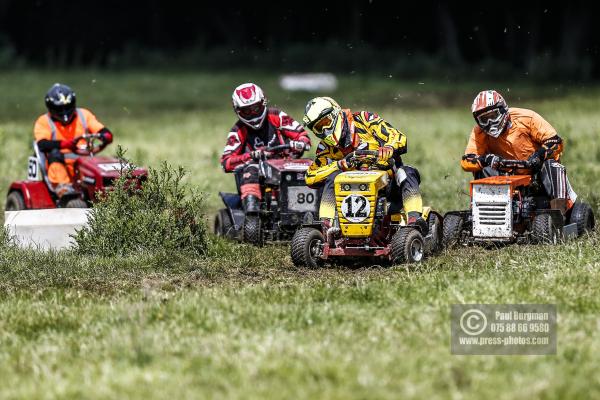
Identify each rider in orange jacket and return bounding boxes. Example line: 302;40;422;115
461;89;576;213
34;83;113;197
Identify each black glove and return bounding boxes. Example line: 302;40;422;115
527;150;544;172
99;131;113;146
250;149;264;161
481;154;503;169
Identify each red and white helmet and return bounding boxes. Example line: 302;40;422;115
471;90;510;138
232;83;267;129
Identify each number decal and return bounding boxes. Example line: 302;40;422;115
354;196;367;217
287;187;318;212
27;157;40;181
296;192;315;205
341;195;370;222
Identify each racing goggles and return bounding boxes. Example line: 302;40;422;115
311;112;338;139
475;107;504;127
237;103;265;119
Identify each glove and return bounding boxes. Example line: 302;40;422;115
481;154;503;169
250;149;264;161
377;145;394;163
462;153;479;164
527;150;544;172
99;131;113;145
289;140;307;152
60;138;78;151
337;158;356;171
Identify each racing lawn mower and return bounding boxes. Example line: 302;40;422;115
443;159;595;247
214;143;319;246
290;150;442;268
6;133;147;210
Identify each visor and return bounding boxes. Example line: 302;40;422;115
237;103;265;119
50;105;76;123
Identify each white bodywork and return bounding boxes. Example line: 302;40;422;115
472;184;513;238
4;209;90;250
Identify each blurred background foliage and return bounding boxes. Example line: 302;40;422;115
0;1;597;81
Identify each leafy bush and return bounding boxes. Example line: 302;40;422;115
74;152;207;258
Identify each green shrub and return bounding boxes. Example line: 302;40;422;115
73;151;207;258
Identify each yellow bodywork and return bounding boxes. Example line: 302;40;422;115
335;170;389;237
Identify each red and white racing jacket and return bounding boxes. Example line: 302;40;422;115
220;107;311;172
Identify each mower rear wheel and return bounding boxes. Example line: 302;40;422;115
569;201;595;236
290;227;324;268
66;198;88;208
532;213;559;244
5;191;26;211
214;208;236;239
243;215;264;247
442;214;464;249
391;228;425;264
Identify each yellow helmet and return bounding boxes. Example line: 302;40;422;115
303;97;344;142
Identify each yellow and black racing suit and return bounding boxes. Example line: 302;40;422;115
306;110;423;220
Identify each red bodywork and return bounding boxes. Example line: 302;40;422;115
74;156;147;202
7;156;147;209
8;180;55;209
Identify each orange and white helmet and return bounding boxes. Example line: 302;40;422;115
471;90;510;138
232;83;267;129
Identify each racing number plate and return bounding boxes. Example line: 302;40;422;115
27;156;42;181
287;186;318;212
341;194;371;222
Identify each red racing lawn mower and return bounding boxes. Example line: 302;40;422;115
6;133;147;210
214;143;319;246
443;159;595;247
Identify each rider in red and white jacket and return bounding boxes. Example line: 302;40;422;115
220;83;311;213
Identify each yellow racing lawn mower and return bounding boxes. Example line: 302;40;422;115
290;150;443;268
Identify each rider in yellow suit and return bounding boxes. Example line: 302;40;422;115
303;97;426;232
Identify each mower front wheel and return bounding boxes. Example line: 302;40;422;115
65;198;88;208
426;213;443;254
243;215;264;247
532;213;559;244
391;228;425;265
290;227;324;268
5;191;26;211
442;214;465;249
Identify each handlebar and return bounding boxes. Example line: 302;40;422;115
497;159;530;170
353;149;379;157
72;133;106;156
265;144;291;152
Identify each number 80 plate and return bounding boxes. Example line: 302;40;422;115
287;186;318;212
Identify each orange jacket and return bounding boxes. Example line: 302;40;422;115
461;107;563;172
34;108;105;154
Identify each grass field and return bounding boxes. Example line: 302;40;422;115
1;70;600;399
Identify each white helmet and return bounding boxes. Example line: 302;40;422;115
232;83;267;129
